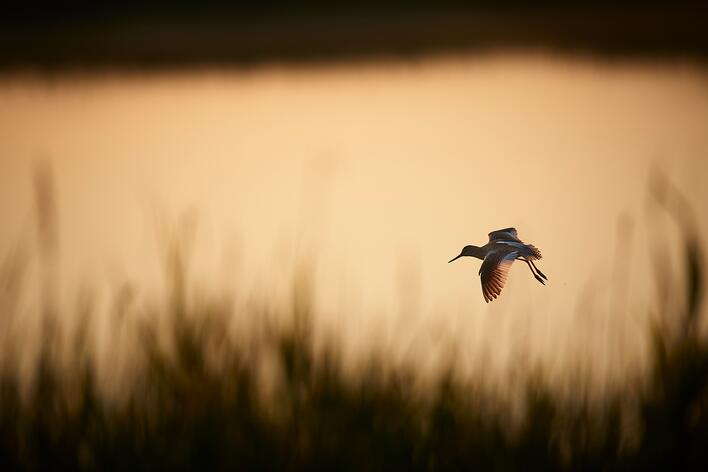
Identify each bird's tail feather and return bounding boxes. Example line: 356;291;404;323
527;244;542;260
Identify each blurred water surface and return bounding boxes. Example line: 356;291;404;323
1;53;707;388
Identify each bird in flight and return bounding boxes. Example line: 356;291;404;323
448;228;547;303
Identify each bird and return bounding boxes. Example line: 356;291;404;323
448;227;547;303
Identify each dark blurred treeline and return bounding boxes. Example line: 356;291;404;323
1;1;707;71
2;1;689;22
0;168;706;469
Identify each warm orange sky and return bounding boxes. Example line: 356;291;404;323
1;53;707;388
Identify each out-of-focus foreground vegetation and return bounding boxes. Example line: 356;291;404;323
0;168;706;470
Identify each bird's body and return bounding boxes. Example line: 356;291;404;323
449;228;547;303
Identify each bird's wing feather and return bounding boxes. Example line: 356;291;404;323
488;227;520;242
479;250;517;303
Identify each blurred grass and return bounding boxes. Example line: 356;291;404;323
0;167;706;470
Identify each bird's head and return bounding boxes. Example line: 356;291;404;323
448;245;476;263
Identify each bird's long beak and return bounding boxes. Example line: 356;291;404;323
448;254;463;263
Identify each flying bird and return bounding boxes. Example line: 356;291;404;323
449;228;547;303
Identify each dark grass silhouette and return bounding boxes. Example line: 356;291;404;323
0;167;706;470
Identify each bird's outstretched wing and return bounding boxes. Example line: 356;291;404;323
479;250;517;303
488;227;519;242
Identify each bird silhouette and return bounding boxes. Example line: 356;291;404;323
449;228;547;303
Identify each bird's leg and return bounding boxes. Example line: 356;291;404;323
522;258;545;285
529;260;547;280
